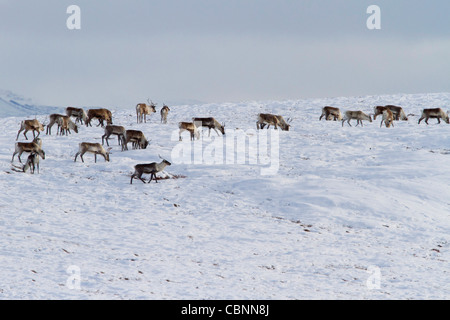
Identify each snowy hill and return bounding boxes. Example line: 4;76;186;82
0;90;63;118
0;92;449;299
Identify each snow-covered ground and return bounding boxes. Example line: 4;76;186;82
1;92;449;299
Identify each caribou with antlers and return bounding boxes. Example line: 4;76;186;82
136;99;157;123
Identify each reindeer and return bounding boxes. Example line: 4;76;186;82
59;116;79;135
16;119;45;140
257;114;276;130
46;114;65;135
12;138;45;164
136;99;157;123
130;157;172;184
374;105;408;121
192;117;225;137
273;115;291;131
74;143;111;163
385;105;408;121
373;106;388;120
102;125;126;147
178;122;200;141
257;113;291;131
380;109;394;128
418;108;449;125
319;107;343;121
160;104;170;124
23;152;40;174
86;108;113;127
66;107;88;124
342;111;373;127
123;130;149;151
47;114;78;135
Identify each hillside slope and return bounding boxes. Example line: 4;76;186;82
0;92;449;299
0;90;63;118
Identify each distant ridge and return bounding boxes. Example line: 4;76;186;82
0;89;63;118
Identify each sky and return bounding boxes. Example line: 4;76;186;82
0;0;449;108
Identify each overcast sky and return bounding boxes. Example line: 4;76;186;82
0;0;449;108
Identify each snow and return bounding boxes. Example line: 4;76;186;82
1;92;449;299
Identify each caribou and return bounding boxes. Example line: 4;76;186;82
380;109;394;128
136;100;157;123
12;138;45;164
102;125;126;147
160;104;170;124
385;105;408;121
257;113;291;131
46;114;78;135
192;117;225;137
46;114;64;135
123;130;149;151
74;142;111;163
342;111;373;127
23;152;40;174
418;108;450;125
130;157;172;184
178;122;200;141
66;107;88;124
16;119;45;141
59;116;79;136
319;107;343;121
374;105;408;121
86;108;113;127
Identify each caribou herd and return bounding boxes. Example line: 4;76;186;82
9;100;449;181
320;105;449;127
